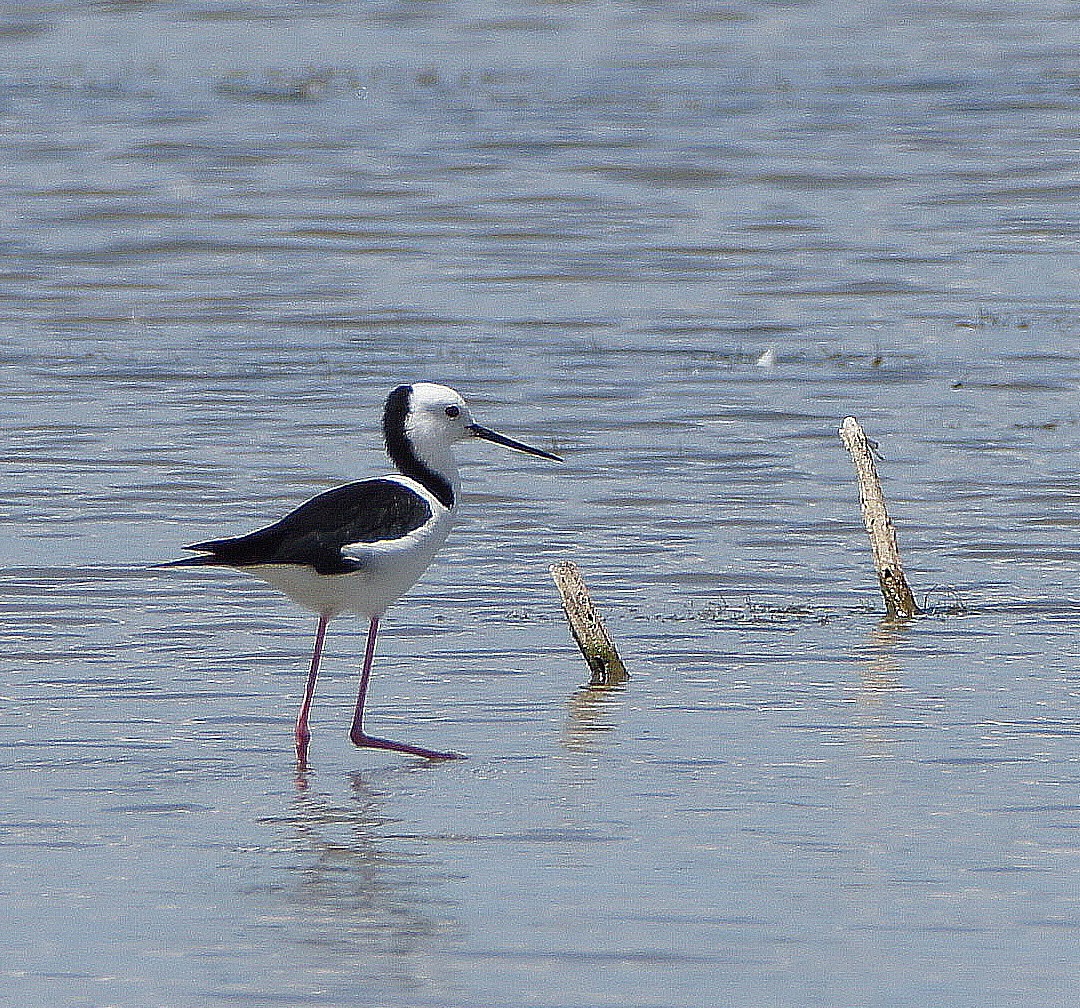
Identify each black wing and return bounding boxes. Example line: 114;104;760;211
176;479;434;575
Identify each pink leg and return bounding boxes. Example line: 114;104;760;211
295;613;330;765
349;616;464;761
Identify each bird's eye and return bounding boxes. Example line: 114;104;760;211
445;405;460;419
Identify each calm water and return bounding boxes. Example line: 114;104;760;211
3;1;1080;1005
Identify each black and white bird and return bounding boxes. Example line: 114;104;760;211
164;382;562;763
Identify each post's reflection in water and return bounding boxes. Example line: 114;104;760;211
860;616;910;694
851;615;912;763
556;667;634;858
562;660;630;753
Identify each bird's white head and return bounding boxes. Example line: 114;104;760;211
401;382;475;447
383;383;561;508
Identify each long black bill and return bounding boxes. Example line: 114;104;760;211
469;423;563;462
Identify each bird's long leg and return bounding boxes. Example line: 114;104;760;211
295;613;330;764
349;616;464;760
349;614;379;734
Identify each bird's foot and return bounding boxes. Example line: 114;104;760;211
350;731;465;761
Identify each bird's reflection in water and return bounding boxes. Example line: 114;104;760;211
251;772;459;999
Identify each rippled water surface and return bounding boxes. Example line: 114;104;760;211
3;1;1080;1005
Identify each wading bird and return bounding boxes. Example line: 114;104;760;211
164;382;562;762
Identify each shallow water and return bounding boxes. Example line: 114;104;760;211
3;1;1080;1005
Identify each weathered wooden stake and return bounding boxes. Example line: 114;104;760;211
839;416;919;618
550;561;628;686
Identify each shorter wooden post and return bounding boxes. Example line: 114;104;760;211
550;561;628;686
839;417;919;618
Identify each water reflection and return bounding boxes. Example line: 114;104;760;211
562;681;629;752
251;774;457;995
850;616;912;762
859;617;910;694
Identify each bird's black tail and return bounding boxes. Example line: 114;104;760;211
155;531;273;569
155;552;224;568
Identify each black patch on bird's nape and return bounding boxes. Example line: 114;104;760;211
383;384;455;508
